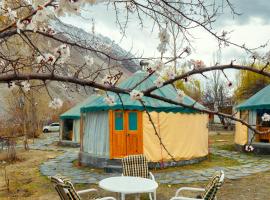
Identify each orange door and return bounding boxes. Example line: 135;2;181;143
110;111;127;158
126;111;143;155
110;111;143;158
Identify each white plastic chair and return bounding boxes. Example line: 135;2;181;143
170;170;225;200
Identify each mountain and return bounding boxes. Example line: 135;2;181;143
0;20;141;117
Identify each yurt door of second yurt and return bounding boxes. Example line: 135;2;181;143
110;111;143;158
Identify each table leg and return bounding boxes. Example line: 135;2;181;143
153;190;156;200
135;194;140;200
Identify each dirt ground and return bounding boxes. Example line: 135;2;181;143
0;133;270;199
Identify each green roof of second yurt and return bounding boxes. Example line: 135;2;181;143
60;95;99;120
81;71;205;113
237;85;270;111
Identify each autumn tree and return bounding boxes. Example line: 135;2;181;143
234;64;270;103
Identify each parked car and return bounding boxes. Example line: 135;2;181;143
43;122;60;133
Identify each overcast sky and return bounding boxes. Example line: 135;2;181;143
61;0;270;83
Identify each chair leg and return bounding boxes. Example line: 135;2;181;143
149;191;156;200
121;193;125;200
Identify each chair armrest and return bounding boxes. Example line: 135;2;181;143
175;187;205;196
77;188;97;194
97;197;117;200
149;172;155;181
170;197;204;200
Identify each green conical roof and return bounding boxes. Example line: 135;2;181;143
81;71;205;113
60;95;99;119
237;85;270;111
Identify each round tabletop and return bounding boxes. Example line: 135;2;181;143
99;176;158;194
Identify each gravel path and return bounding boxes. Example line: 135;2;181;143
36;132;270;184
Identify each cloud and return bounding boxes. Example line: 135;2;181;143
61;2;270;67
214;0;270;27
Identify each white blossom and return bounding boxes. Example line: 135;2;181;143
21;81;30;92
176;89;185;103
84;55;94;66
262;113;270;122
102;75;117;87
155;60;165;71
104;95;115;106
16;20;25;34
163;68;176;80
9;81;16;89
5;8;17;21
145;61;164;74
167;70;176;80
29;6;54;32
245;145;254;152
154;76;164;88
49;98;63;109
130;89;143;101
36;53;56;64
189;59;206;69
54;44;70;64
55;0;81;16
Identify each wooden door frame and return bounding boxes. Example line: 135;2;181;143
109;110;143;159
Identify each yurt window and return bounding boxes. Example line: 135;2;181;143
257;109;270;127
114;111;124;130
128;112;138;130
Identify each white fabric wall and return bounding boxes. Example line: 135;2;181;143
83;111;110;158
248;110;257;143
72;119;80;143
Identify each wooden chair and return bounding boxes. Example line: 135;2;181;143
121;154;156;199
50;175;116;200
170;170;225;200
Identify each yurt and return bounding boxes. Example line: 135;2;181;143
235;85;270;154
79;71;209;168
59;95;98;146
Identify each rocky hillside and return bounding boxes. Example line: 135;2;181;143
0;20;140;116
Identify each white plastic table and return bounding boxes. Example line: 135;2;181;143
99;176;158;200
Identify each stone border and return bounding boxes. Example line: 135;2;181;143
58;140;80;148
79;151;208;170
235;143;270;155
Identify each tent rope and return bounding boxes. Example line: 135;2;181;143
157;113;165;168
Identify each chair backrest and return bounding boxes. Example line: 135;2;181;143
122;154;149;178
202;170;225;200
50;175;81;200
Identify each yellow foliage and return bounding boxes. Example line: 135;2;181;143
175;78;203;102
234;65;270;102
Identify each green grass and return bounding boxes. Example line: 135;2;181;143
215;144;237;151
153;153;241;173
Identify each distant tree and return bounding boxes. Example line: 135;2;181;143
175;78;203;102
234;64;270;103
203;71;233;128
